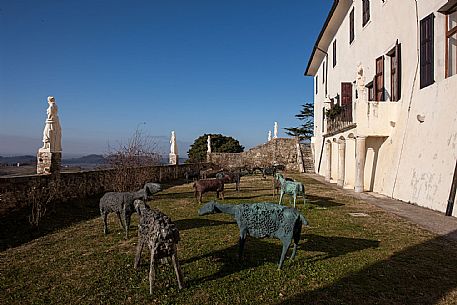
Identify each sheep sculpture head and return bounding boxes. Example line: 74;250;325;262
198;201;222;216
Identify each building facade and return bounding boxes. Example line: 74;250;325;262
306;0;457;216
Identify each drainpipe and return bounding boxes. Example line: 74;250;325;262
446;160;457;216
391;0;420;197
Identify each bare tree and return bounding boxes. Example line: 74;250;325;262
28;176;60;229
106;127;161;192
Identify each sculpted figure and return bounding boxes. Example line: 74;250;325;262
268;130;272;141
42;96;61;152
207;135;211;153
274;122;278;138
170;131;178;155
356;63;366;94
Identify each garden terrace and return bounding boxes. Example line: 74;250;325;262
2;174;457;304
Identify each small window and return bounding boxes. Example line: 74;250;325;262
362;0;370;26
420;13;435;88
349;8;355;43
446;10;457;77
333;40;337;67
316;76;319;94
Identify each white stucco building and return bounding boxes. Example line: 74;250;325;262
306;0;457;216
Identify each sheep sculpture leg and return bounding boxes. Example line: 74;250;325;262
102;212;109;234
134;240;145;269
279;238;292;269
149;251;156;295
238;229;248;259
171;251;185;290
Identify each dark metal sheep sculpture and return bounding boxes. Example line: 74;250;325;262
216;171;241;191
198;201;308;269
193;179;224;203
275;173;306;208
99;183;162;239
133;200;184;293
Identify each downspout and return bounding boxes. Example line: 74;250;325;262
391;0;419;197
446;160;457;216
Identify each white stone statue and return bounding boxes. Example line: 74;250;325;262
170;131;178;155
268;130;272;142
41;96;62;152
207;135;212;153
356;63;366;95
274;122;278;139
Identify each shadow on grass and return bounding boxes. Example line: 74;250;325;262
175;218;235;231
224;194;271;200
183;238;284;285
183;234;380;286
303;234;379;261
305;194;345;208
0;197;101;251
277;231;457;305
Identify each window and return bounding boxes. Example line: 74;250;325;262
333;40;337;67
362;0;370;26
374;56;385;101
349;8;355;43
420;14;435;88
446;10;457;77
316;76;319;94
388;43;401;101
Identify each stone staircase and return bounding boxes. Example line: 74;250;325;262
299;143;314;173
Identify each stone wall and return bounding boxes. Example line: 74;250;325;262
208;138;314;172
0;163;206;216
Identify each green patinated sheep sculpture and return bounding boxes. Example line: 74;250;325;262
198;201;308;269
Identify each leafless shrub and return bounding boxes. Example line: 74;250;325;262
105;127;161;192
28;176;60;228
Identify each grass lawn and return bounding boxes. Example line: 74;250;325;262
2;173;457;305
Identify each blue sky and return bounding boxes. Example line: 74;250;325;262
0;0;332;156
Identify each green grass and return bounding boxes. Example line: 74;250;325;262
2;174;457;305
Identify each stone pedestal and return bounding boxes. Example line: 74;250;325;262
37;149;61;174
169;154;179;165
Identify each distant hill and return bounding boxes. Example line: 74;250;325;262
0;155;36;165
63;154;107;165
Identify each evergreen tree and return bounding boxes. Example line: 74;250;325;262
284;103;314;141
187;134;244;163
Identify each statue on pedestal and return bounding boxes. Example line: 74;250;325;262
207;135;212;154
268;130;272;142
42;96;62;152
37;96;62;174
274;122;278;139
169;131;179;165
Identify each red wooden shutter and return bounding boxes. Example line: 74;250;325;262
375;56;384;101
341;82;352;106
391;43;401;101
420;14;434;88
